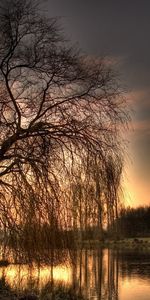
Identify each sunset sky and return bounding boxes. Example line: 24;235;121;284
44;0;150;207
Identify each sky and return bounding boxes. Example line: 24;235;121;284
43;0;150;207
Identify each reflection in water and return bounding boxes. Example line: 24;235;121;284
73;249;119;300
0;264;72;289
0;249;150;300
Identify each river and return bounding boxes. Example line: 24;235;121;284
0;248;150;300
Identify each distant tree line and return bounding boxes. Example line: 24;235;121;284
114;206;150;238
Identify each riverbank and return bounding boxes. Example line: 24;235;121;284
79;237;150;249
1;237;150;268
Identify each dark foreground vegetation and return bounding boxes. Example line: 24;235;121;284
0;277;85;300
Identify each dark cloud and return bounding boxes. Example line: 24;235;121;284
44;1;150;88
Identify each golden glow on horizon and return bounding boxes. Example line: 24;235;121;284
123;164;150;208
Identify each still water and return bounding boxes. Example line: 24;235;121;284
0;248;150;300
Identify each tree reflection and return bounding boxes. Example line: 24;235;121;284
1;249;150;299
71;249;119;300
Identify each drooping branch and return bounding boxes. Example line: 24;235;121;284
0;0;128;256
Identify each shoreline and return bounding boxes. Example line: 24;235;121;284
77;237;150;249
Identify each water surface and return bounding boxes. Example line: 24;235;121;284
0;248;150;300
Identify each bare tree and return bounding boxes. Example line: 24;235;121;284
0;0;127;254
